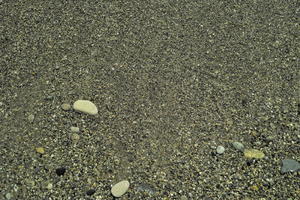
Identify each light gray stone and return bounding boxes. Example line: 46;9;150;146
281;159;300;173
232;142;244;151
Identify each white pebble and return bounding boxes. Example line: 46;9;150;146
73;100;98;115
111;180;130;197
216;146;225;154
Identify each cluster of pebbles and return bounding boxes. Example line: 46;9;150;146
24;99;299;199
53;100;130;198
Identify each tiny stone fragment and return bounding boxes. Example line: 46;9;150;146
28;114;35;123
46;183;53;190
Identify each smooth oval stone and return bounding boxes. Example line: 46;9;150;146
232;142;244;151
111;180;130;197
73;100;98;115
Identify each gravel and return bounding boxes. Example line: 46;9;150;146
1;0;299;199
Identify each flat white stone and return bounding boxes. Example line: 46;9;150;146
73;100;98;115
111;180;130;197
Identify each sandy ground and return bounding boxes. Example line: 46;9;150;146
1;0;299;199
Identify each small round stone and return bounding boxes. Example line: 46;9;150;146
111;180;130;197
216;146;225;154
73;100;98;115
70;133;80;143
232;142;244;151
61;103;71;111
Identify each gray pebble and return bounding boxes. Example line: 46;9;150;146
232;142;244;151
281;159;300;173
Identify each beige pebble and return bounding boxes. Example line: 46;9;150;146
36;147;45;154
70;126;80;133
111;180;130;197
244;149;265;159
73;100;98;115
70;133;80;143
61;103;71;111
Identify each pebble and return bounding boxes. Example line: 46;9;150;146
244;149;265;159
28;114;35;123
70;126;80;133
61;103;71;111
73;100;98;115
281;159;300;173
136;183;156;195
232;142;244;151
111;180;130;197
70;133;80;143
46;183;53;190
216;146;225;154
5;193;12;200
36;147;45;154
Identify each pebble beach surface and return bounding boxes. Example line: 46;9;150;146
1;0;299;199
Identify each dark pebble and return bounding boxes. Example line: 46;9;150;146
86;189;96;196
55;167;66;176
